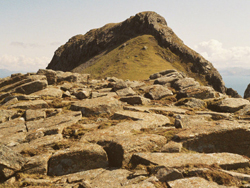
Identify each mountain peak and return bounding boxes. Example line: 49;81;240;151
47;11;226;93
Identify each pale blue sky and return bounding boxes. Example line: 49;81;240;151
1;0;250;72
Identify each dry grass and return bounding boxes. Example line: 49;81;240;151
182;165;241;186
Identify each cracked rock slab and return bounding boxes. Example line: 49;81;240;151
130;152;249;170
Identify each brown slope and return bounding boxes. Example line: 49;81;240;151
47;11;226;93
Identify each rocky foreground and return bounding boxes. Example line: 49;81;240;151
1;69;250;187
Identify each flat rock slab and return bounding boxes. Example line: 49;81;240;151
90;169;132;188
47;143;108;176
83;120;171;143
0;145;27;180
71;96;123;115
123;181;156;188
124;106;187;114
174;114;212;129
31;87;63;98
0;109;17;123
217;98;250;112
8;100;48;109
62;168;106;184
26;111;82;134
0;118;26;137
98;134;167;167
25;109;46;121
15;80;48;95
174;120;244;142
14;134;63;154
130;152;249;170
113;110;170;125
23;154;52;175
167;177;230;188
178;86;217;99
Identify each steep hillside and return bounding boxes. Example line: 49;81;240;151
47;11;226;93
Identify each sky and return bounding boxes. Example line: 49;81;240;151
1;0;250;73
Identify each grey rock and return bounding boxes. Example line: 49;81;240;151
47;143;108;176
0;145;27;181
116;87;136;97
120;96;150;105
75;89;92;99
8;100;48;109
130;152;249;170
161;141;183;153
216;98;250;112
25;109;46;121
71;96;123;116
15;79;48;95
98;133;167;167
37;69;57;85
144;85;173;100
172;77;200;91
31;87;63;98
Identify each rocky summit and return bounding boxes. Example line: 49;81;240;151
1;67;250;187
47;11;230;95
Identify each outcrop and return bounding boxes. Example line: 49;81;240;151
47;11;228;94
1;68;250;187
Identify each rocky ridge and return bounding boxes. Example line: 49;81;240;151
47;11;229;94
1;69;250;187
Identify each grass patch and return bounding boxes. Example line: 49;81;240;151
132;128;181;142
62;124;90;139
182;165;241;186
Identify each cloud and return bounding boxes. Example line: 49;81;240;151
10;42;44;48
0;55;50;72
193;39;250;69
50;42;62;46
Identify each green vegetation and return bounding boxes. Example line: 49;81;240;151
80;35;185;80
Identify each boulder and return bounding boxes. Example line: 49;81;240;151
22;154;51;175
120;96;150;105
175;98;206;109
37;69;57;85
71;96;123;115
143;85;173;100
172;77;200;91
116;87;136;97
47;143;108;176
112;79;128;91
161;141;183;153
177;86;217;99
14;79;48;95
154;73;183;85
213;98;250;112
56;71;90;83
75;89;92;99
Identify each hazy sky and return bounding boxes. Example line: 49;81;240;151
1;0;250;72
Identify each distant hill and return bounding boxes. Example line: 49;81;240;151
219;67;250;76
0;69;16;78
47;11;226;94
